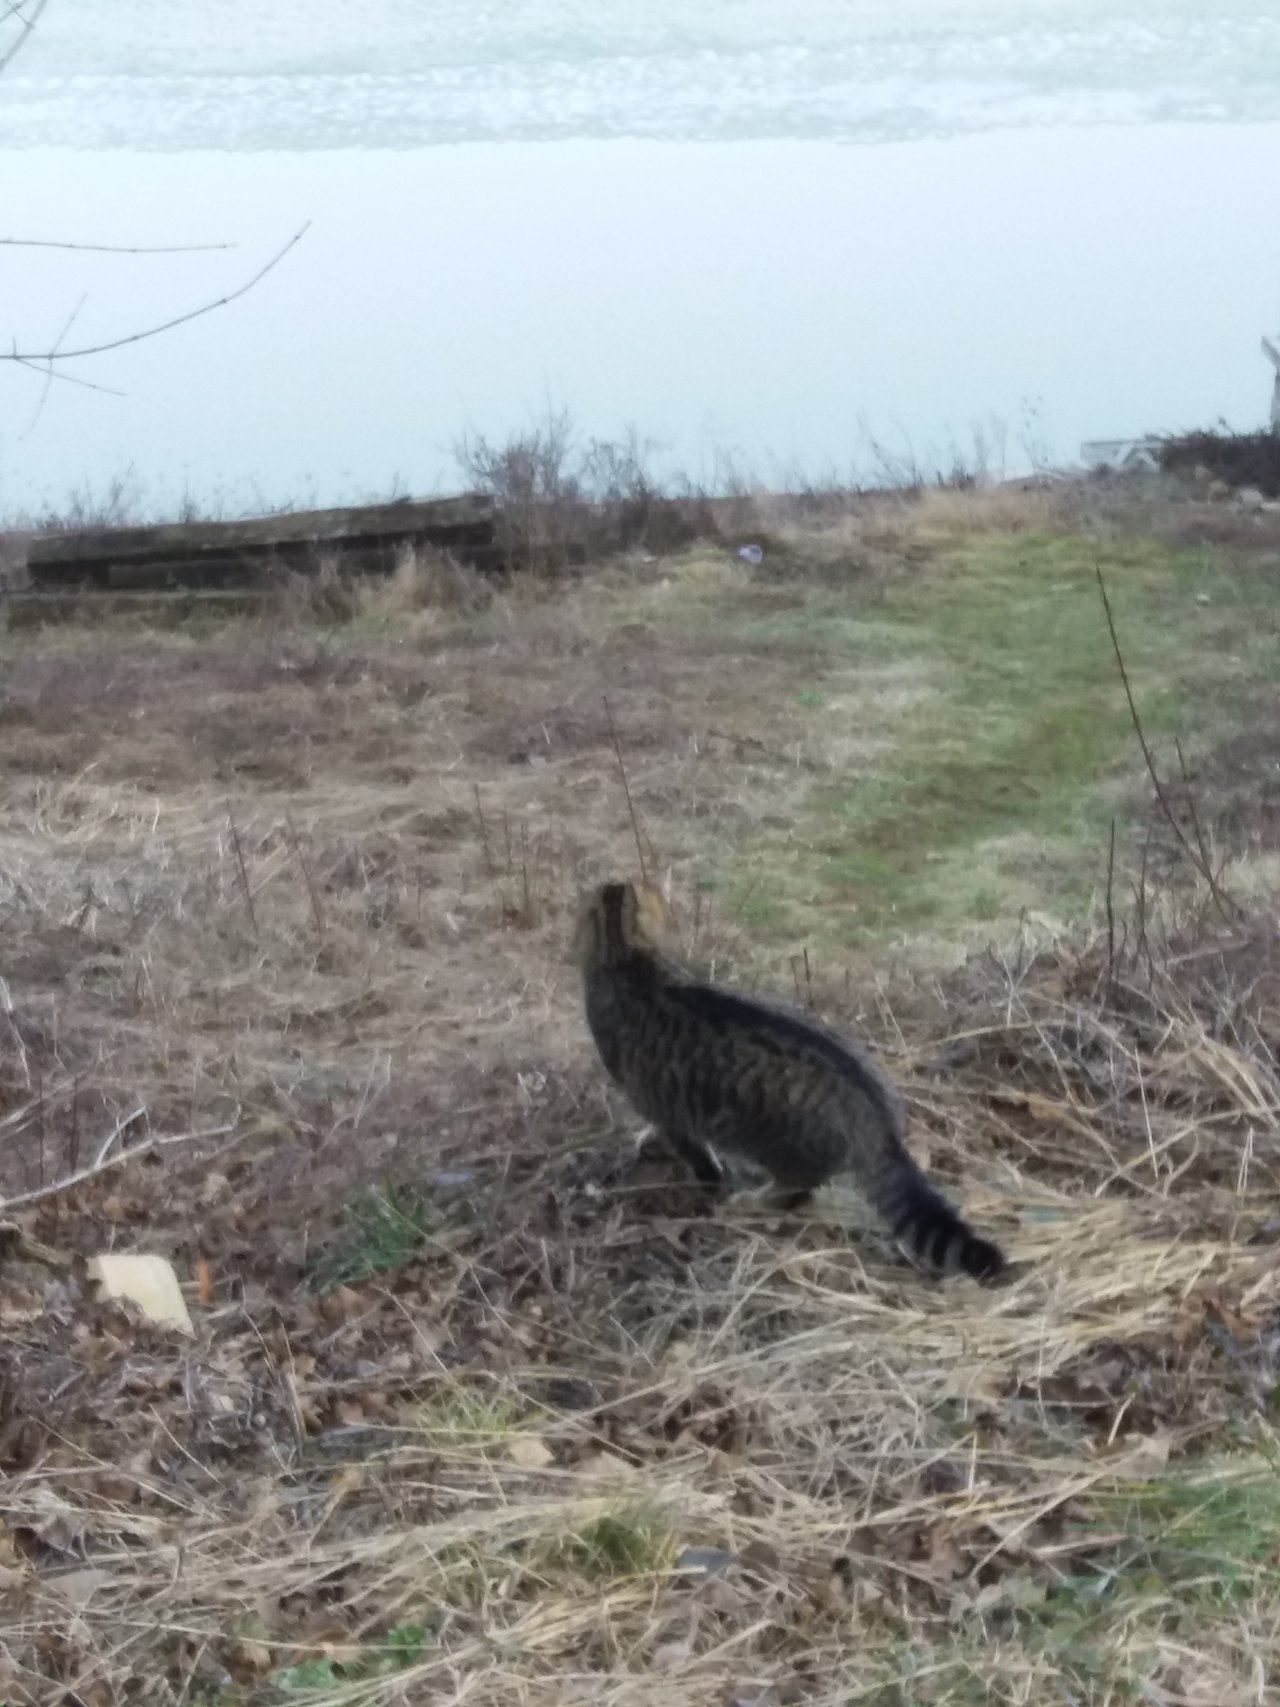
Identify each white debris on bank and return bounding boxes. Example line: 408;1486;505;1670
1079;438;1161;472
1084;328;1280;470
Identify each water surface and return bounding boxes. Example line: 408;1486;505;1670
2;5;1278;514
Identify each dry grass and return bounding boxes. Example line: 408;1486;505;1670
1;481;1280;1705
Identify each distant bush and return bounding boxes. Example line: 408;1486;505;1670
1157;428;1280;497
454;409;720;573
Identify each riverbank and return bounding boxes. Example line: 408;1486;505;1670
2;467;1279;1703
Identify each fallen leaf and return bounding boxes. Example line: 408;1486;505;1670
318;1286;363;1326
960;1574;1048;1617
920;1523;968;1581
48;1567;114;1608
1103;1430;1172;1479
23;1485;87;1553
508;1435;555;1470
0;1285;46;1327
652;1638;694;1668
572;1449;641;1486
233;1638;273;1675
199;1172;229;1204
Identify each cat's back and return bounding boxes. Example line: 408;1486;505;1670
576;879;900;1133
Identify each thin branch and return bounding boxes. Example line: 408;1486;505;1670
0;236;236;254
1133;821;1153;976
225;801;259;937
1094;561;1239;920
20;290;88;436
10;354;123;395
2;221;311;364
473;784;496;878
1173;734;1225;894
0;0;49;79
0;1119;239;1213
602;694;648;883
285;812;326;941
1104;816;1117;987
93;1103;147;1168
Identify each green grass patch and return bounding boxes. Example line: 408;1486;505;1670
563;1506;677;1579
410;1387;524;1447
308;1182;441;1292
1090;1458;1280;1608
271;1620;435;1693
702;529;1280;948
981;1457;1280;1701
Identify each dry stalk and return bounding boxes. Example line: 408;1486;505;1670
224;800;259;937
473;784;496;878
602;694;649;884
1104;815;1118;987
0;489;1277;1707
1094;561;1239;921
0;1118;237;1211
285;812;326;941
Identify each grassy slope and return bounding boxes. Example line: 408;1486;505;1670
1;481;1279;1706
665;524;1279;955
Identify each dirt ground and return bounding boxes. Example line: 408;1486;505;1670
2;478;1280;1705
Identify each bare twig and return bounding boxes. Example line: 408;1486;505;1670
285;813;326;941
1133;821;1154;977
0;237;235;254
473;784;495;879
9;354;123;395
3;222;311;365
1104;817;1117;986
1173;735;1225;895
225;802;259;936
0;0;49;78
1095;561;1238;920
20;290;87;436
93;1103;147;1169
602;695;648;883
0;1120;238;1212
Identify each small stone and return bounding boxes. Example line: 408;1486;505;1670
674;1546;734;1578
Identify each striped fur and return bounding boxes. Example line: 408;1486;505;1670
575;879;1004;1282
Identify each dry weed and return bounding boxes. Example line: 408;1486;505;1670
0;482;1278;1704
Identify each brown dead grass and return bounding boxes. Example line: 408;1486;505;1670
1;487;1279;1705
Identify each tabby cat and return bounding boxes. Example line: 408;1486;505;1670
575;879;1005;1281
